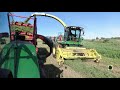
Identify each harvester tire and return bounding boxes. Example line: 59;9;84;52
94;59;100;63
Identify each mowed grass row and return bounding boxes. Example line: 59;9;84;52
82;39;120;59
65;39;120;78
82;39;120;67
65;60;118;78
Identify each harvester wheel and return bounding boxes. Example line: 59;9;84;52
58;61;64;67
94;59;100;63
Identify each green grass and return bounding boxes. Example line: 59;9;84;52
1;38;120;78
82;39;120;59
65;60;118;78
64;39;120;78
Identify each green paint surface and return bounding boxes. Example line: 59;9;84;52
0;41;40;78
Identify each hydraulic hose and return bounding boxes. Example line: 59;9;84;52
37;34;53;57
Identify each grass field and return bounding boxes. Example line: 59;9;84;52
64;39;120;78
0;38;120;78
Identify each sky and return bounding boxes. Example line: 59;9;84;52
0;12;120;39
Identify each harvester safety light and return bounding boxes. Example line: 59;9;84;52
72;26;76;28
70;26;81;30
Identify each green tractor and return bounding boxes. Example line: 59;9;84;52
0;13;53;78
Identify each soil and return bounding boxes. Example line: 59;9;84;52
44;54;83;78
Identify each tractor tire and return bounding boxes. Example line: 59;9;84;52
0;68;13;78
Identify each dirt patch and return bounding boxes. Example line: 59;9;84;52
44;55;83;78
37;42;83;78
37;41;120;78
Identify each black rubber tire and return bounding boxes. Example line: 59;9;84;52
37;34;53;58
0;68;13;78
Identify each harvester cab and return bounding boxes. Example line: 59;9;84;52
65;26;84;40
63;26;84;47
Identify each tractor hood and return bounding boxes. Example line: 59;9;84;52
0;41;40;78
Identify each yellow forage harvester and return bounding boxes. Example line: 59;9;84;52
53;26;101;66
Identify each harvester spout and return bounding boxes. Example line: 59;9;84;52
24;12;67;28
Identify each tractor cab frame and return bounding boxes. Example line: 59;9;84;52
64;26;84;42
